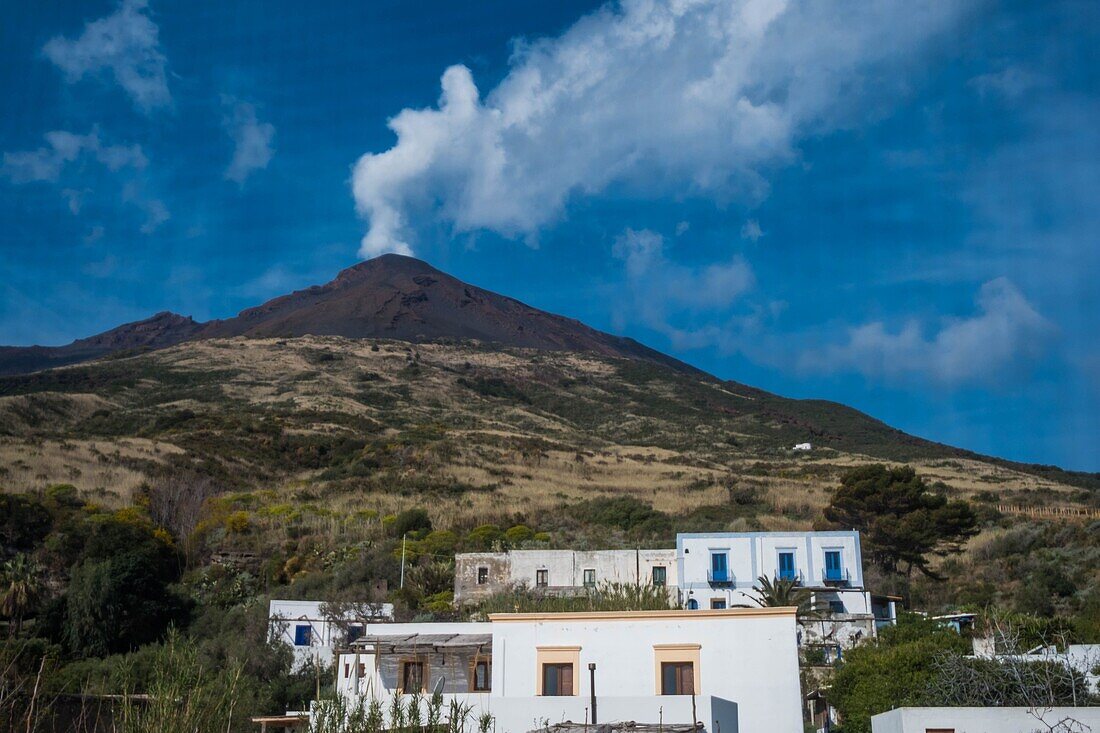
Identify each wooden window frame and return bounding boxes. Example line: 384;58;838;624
469;658;491;692
536;569;548;588
477;567;489;585
652;566;667;587
660;661;695;695
653;644;701;695
710;598;726;609
536;646;581;696
399;658;428;694
582;568;596;588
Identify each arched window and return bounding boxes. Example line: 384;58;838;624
687;598;699;610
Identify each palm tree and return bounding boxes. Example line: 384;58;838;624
739;574;824;620
2;553;42;635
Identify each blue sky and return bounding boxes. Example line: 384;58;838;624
2;0;1098;471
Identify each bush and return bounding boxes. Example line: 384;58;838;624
392;508;432;538
569;496;671;537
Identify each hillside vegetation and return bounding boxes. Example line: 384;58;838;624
1;336;1098;732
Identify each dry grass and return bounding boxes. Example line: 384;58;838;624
0;436;183;503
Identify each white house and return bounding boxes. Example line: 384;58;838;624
455;549;678;604
269;599;394;670
871;706;1100;733
677;531;895;647
335;608;804;733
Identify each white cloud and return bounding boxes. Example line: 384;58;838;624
740;219;764;242
138;198;170;233
222;97;276;185
42;0;170;113
61;188;89;214
674;221;690;236
969;66;1042;100
351;0;968;256
611;228;755;343
800;278;1054;385
2;129;146;184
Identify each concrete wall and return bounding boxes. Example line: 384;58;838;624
871;706;1100;733
455;549;679;604
332;693;736;733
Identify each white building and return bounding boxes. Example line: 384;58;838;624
871;706;1100;733
455;549;678;604
269;599;394;670
677;531;896;643
335;608;804;733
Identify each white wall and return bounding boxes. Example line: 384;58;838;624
677;532;869;615
491;610;802;733
872;706;1100;733
337;611;800;733
270;600;395;670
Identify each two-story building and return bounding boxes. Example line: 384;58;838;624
454;549;678;604
335;608;804;733
454;532;896;652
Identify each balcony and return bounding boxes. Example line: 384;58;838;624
707;569;734;586
822;568;850;586
774;570;804;585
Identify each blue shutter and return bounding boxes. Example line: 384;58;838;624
778;552;795;580
294;624;312;646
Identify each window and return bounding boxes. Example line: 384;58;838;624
477;566;489;585
401;661;425;693
653;644;701;696
709;552;729;583
536;569;548;588
710;598;726;609
829;600;846;614
294;624;312;646
583;569;596;588
824;550;844;582
347;625;364;643
343;662;366;678
687;598;699;610
472;660;491;691
652;566;667;587
778;551;796;581
541;663;574;696
660;662;695;695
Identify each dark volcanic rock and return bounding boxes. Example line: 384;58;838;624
0;311;203;376
0;255;696;375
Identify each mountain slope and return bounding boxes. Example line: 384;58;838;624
0;254;695;376
0;335;1095;510
0;311;202;376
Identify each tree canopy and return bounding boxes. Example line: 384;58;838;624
824;465;979;579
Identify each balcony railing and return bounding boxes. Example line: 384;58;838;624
707;569;734;585
822;568;850;586
774;569;804;585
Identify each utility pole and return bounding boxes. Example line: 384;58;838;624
400;533;407;589
589;662;597;725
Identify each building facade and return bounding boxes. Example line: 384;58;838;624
871;706;1100;733
269;599;394;670
454;549;678;604
335;608;804;733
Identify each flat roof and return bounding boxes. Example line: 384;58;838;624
353;632;492;652
488;607;796;622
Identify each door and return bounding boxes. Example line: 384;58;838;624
710;552;728;581
825;550;842;581
778;551;795;580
